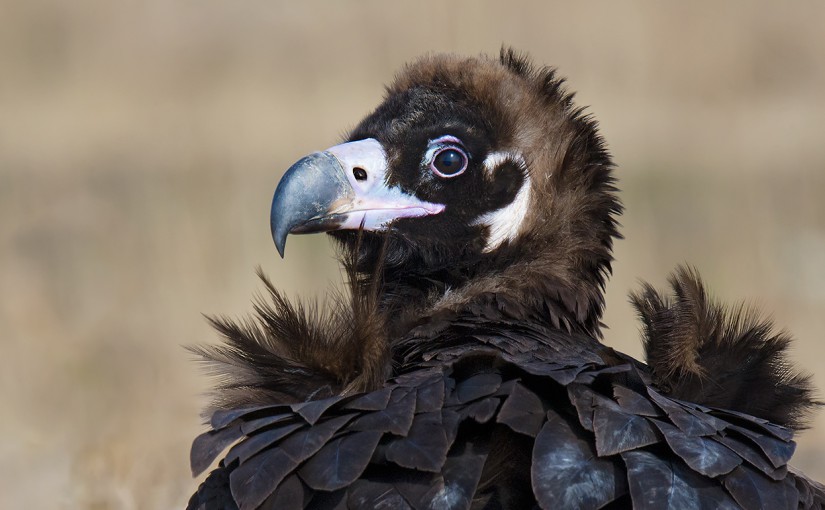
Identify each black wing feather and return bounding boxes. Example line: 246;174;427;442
297;430;383;491
651;419;742;477
723;465;799;510
532;409;627;510
496;382;545;437
622;449;740;510
592;405;659;457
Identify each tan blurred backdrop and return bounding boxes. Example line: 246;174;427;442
1;1;824;508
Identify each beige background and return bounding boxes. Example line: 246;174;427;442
1;1;824;508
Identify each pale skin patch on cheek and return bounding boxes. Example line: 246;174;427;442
473;151;532;252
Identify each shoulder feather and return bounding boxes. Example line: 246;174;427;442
631;265;819;429
189;239;390;416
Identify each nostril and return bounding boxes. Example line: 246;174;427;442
353;167;368;181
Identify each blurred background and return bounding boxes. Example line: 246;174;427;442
1;1;824;508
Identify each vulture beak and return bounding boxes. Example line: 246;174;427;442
270;138;445;256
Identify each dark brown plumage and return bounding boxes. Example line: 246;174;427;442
189;238;390;413
631;265;818;431
187;49;823;510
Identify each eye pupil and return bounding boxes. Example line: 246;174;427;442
433;148;467;176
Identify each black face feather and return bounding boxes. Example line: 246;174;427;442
188;49;824;510
343;86;525;269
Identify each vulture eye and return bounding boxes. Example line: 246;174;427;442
431;147;468;178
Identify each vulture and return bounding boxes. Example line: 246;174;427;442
187;49;824;509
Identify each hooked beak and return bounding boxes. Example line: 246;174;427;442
270;138;445;257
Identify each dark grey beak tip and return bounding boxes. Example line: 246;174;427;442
269;152;348;258
270;191;291;258
272;227;287;258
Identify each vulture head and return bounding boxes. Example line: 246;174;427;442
271;49;620;338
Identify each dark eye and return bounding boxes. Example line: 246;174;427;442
431;147;468;178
